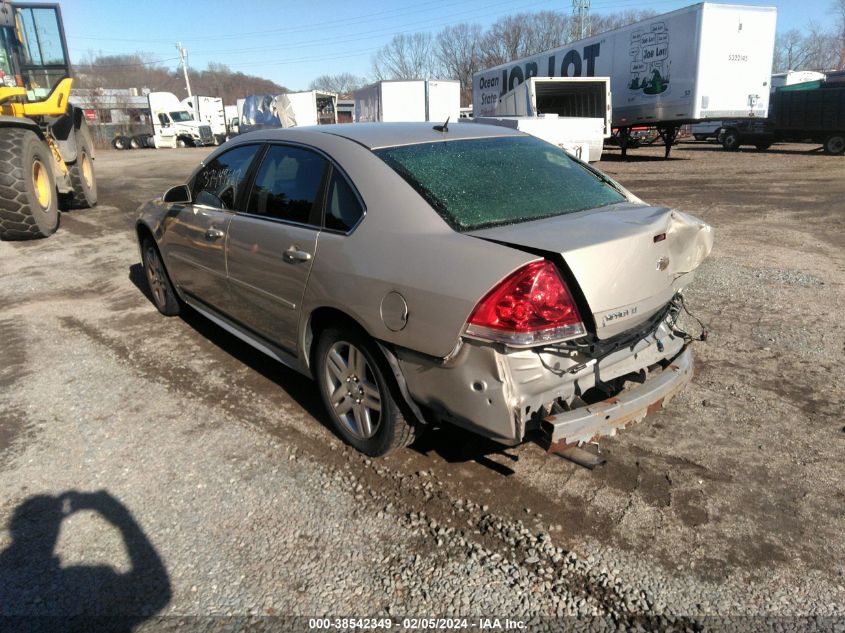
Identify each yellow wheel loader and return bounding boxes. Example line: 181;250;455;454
0;1;96;240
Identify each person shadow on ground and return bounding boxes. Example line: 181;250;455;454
0;490;171;633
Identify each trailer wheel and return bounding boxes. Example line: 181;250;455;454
67;125;97;209
0;127;60;240
721;129;741;151
822;134;845;156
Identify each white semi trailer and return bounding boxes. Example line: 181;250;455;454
354;80;460;123
473;2;778;157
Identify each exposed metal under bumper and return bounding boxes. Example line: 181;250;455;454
542;346;694;451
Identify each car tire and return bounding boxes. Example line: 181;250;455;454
693;134;707;141
822;133;845;156
315;327;415;457
67;125;97;208
141;238;181;316
721;129;741;151
755;142;772;151
0;127;60;240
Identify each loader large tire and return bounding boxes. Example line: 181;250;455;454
0;128;60;240
67;125;97;208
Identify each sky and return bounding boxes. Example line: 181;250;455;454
58;0;837;91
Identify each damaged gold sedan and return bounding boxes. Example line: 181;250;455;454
136;123;712;458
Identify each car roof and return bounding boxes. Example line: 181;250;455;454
246;121;523;150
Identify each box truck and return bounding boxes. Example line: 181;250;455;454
148;92;215;148
182;95;227;144
478;76;611;160
473;3;778;157
473;116;594;161
353;80;461;122
719;80;845;154
692;70;827;141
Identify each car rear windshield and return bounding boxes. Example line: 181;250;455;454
374;135;626;231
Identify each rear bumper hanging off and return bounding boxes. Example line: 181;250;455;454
542;346;694;451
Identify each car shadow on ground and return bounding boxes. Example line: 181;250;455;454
0;490;171;632
129;263;533;471
676;143;825;156
408;423;523;476
599;151;689;162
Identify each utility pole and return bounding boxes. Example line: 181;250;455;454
176;42;192;98
572;0;591;40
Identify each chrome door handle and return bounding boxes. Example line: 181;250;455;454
283;246;312;263
205;227;225;240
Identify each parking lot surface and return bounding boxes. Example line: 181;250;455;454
1;141;843;628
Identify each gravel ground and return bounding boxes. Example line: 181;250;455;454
0;140;843;632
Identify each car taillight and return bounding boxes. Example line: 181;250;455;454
464;260;585;347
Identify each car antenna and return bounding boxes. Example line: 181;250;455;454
433;116;450;133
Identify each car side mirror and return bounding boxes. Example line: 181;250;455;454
163;184;191;204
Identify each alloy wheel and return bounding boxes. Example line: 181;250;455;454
324;341;382;439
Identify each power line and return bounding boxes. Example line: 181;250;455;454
65;0;463;44
82;56;180;68
185;0;553;59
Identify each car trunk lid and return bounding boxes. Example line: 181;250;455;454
467;203;713;339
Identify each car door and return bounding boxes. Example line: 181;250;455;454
162;143;262;310
225;143;329;353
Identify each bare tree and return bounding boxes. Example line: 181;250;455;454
525;11;572;53
590;10;657;35
372;33;436;80
479;14;534;69
478;9;649;69
75;53;286;104
435;23;482;106
802;21;841;70
833;0;845;69
309;73;367;96
773;29;815;71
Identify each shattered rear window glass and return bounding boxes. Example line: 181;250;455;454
374;135;626;231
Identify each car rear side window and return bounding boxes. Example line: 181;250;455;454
324;169;363;232
374;136;627;231
192;144;262;210
247;145;328;225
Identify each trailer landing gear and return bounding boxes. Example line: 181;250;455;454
656;125;679;158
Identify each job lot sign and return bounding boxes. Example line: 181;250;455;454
472;7;702;126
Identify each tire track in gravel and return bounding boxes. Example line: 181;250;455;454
0;318;30;457
54;311;707;626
